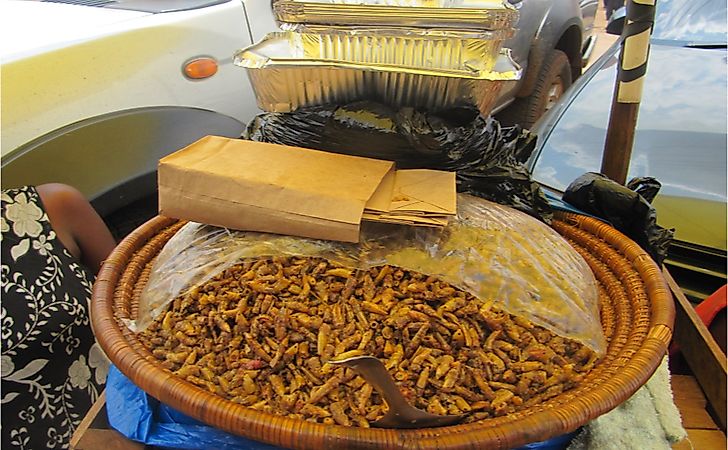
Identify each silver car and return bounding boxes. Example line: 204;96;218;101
494;0;599;128
528;0;727;302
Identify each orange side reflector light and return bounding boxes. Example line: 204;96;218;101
183;57;218;79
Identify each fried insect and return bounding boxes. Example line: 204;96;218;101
138;257;598;427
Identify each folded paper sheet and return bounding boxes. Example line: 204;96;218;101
363;169;456;226
158;136;455;242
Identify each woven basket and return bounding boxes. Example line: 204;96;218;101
91;212;674;449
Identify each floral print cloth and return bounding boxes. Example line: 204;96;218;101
1;186;108;449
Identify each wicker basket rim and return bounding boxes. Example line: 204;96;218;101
90;212;674;449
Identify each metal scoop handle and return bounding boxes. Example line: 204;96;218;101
330;355;466;429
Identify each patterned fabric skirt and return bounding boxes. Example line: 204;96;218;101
1;186;108;449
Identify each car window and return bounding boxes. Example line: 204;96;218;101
652;0;727;45
531;45;727;204
529;33;727;251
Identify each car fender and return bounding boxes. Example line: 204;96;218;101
1;0;255;155
515;1;585;98
1;106;246;216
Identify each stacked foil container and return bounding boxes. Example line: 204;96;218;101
234;0;521;117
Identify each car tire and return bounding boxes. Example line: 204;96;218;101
497;49;573;129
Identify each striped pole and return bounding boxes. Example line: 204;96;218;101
600;0;657;184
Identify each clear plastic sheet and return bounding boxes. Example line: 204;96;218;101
131;194;605;355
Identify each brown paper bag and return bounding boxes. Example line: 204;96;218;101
158;136;394;242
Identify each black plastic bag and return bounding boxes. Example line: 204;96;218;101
562;172;674;265
626;176;661;203
244;101;551;221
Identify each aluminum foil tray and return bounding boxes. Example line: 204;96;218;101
273;0;519;30
273;28;514;73
234;33;521;116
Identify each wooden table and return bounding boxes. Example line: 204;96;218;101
70;391;145;450
672;375;726;449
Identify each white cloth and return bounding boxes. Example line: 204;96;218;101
567;356;687;450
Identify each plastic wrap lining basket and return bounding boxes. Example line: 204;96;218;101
91;212;675;449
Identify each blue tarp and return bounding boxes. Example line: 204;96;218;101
106;365;576;450
105;365;278;450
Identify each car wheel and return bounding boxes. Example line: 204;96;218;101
497;49;573;129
